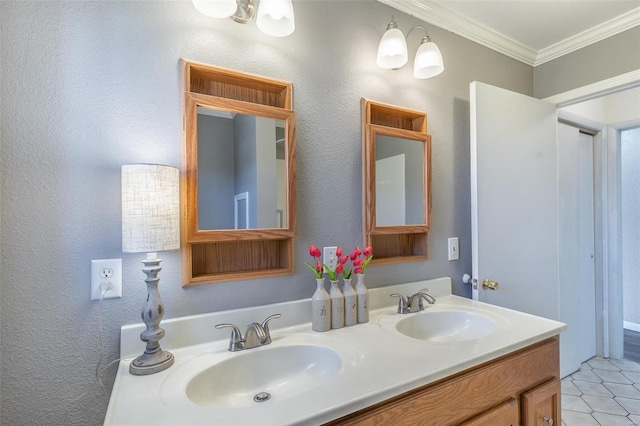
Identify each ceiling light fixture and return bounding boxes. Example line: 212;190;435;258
376;16;444;79
192;0;295;37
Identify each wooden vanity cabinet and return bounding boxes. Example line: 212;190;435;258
326;337;560;426
460;399;519;426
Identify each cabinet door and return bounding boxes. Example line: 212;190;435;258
459;399;518;426
522;378;560;426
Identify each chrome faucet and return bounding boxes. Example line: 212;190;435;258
215;313;281;352
390;289;436;314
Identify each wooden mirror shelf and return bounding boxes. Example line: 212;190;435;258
181;59;296;285
362;98;431;266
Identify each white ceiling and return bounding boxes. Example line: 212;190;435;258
377;0;640;66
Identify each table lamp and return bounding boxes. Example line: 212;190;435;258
121;164;180;376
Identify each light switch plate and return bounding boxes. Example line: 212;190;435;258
91;259;122;300
448;238;459;261
323;246;338;272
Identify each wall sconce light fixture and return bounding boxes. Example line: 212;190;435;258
122;164;180;376
376;16;444;79
192;0;295;37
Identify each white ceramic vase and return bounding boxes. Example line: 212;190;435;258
311;278;331;332
355;273;369;323
329;280;345;329
342;277;357;326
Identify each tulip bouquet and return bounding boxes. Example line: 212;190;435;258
350;246;373;274
305;245;324;279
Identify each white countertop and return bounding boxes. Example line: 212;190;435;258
105;277;566;425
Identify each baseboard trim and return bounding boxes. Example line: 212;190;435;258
624;321;640;333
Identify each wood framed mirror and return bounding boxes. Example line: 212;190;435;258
181;59;296;285
362;99;431;265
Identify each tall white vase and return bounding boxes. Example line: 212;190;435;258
355;273;369;323
311;278;331;332
329;280;345;329
342;278;357;326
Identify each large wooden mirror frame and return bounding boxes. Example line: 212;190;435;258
181;59;296;285
362;98;431;265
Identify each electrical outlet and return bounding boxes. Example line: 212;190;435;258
448;237;459;261
91;259;122;300
323;246;338;272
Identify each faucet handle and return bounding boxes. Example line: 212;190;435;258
417;289;436;305
215;323;243;351
390;294;409;314
260;313;281;345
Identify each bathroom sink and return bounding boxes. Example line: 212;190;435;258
160;334;359;409
394;310;498;342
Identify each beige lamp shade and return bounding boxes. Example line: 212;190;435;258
122;164;180;253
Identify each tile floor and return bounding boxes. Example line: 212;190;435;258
562;357;640;425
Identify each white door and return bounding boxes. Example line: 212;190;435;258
557;122;596;376
470;81;559;321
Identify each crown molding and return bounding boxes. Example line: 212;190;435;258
536;8;640;66
377;0;640;67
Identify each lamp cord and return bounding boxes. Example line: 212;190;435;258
95;285;123;399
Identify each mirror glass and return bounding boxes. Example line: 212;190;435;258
196;107;287;230
375;134;425;226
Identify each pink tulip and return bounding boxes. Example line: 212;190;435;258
350;246;361;260
354;266;363;274
353;258;362;266
364;246;373;257
336;246;342;257
316;260;323;273
339;255;349;265
336;263;343;274
309;245;318;258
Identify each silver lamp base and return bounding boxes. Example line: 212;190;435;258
129;350;174;376
129;254;174;376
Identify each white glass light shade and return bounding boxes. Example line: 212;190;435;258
376;27;408;69
192;0;238;19
413;40;444;79
256;0;295;37
122;164;180;254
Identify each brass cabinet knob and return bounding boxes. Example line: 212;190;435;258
542;416;553;425
482;279;499;290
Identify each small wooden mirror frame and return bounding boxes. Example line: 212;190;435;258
181;59;296;285
361;98;431;265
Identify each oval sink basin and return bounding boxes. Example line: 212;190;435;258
160;334;360;410
395;310;498;342
187;344;341;408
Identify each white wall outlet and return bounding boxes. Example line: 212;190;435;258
91;259;122;300
448;237;460;261
323;246;338;272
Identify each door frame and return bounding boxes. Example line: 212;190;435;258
543;69;640;359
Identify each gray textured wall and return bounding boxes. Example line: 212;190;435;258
0;1;533;424
534;27;640;99
622;128;640;327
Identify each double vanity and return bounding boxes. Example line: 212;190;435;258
105;277;565;425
